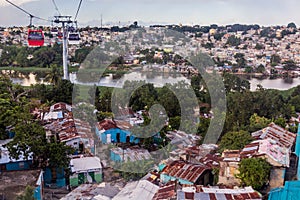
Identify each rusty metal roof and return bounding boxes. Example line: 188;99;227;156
161;160;211;183
97;119;118;130
152;181;176;200
177;185;262;200
251;123;296;149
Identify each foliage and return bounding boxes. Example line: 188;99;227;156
44;64;62;85
7;121;74;169
226;35;241;47
0;44;63;67
222;72;250;93
283;60;297;71
248;113;271;132
270;54;281;65
17;186;34;200
218;130;252;152
236;158;271;190
0;75;31;139
114;159;154;181
274;117;286;128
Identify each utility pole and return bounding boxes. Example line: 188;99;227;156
54;16;72;80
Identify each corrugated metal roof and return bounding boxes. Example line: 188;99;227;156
113;180;159;200
111;147;152;162
70;156;102;173
177;186;262;200
240;139;291;167
161;160;210;183
251;123;296;149
152;181;176;200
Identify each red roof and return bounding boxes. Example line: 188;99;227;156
161;161;211;183
152;182;176;200
97;119;118;130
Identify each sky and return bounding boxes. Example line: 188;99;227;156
1;0;300;27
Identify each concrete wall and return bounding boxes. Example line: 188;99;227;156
269;168;286;189
218;161;241;186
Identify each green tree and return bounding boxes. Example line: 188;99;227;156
218;130;252;152
274;117;286;128
17;186;34;200
287;22;297;29
248;113;271;132
45;64;62;85
270;54;281;66
256;64;265;73
226;35;241;47
283;60;297;72
236;158;271;190
234;53;246;68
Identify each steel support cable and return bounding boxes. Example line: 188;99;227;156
5;0;51;25
74;0;83;21
51;0;62;16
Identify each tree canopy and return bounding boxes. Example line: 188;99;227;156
218;130;252;152
236;158;271;190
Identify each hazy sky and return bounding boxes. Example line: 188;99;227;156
1;0;300;27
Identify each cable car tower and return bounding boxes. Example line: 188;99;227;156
53;16;73;80
5;0;83;81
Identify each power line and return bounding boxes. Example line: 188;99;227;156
74;0;83;21
5;0;51;25
51;0;61;16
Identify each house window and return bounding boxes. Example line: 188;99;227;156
19;162;24;169
73;142;78;145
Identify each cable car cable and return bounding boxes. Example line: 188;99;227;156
51;0;61;16
5;0;51;25
74;0;83;21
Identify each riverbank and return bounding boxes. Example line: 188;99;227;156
0;66;79;73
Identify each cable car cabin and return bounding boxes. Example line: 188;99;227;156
28;29;44;46
51;27;58;35
68;32;80;45
57;31;63;39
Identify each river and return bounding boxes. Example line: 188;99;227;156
2;70;300;91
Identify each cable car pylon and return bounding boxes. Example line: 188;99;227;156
54;16;73;80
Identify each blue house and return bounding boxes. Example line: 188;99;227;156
33;170;44;200
96;119;140;144
43;167;66;187
0;139;33;171
268;125;300;200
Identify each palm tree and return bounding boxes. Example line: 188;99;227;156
45;64;62;85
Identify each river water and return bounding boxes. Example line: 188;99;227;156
2;70;300;91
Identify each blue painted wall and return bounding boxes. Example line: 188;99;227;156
34;185;42;200
4;160;32;171
268;181;300;200
160;174;193;185
110;150;122;162
98;128;140;144
268;124;300;200
44;167;66;187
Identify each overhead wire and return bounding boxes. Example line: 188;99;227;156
74;0;83;21
51;0;61;16
5;0;51;24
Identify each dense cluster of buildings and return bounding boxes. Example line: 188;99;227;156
0;99;300;199
2;24;300;75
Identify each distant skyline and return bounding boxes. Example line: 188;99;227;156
1;0;300;27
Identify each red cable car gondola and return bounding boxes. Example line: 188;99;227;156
28;29;44;46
